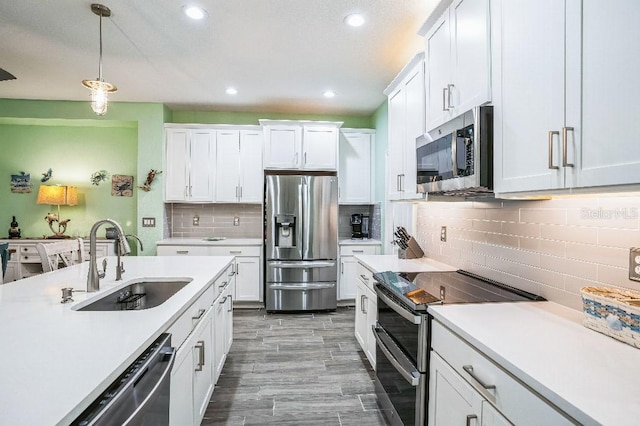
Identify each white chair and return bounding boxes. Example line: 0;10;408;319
36;238;86;273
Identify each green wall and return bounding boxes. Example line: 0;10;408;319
0;99;165;255
0;121;137;238
169;110;373;128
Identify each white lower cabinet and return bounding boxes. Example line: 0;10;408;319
338;244;380;301
354;262;377;368
168;264;235;426
429;320;575;425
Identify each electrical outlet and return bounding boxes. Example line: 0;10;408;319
234;216;240;226
193;214;199;226
440;226;447;242
629;247;640;281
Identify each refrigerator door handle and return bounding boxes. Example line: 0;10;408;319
269;261;336;269
268;283;335;290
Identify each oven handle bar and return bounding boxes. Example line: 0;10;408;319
375;288;422;324
372;325;420;386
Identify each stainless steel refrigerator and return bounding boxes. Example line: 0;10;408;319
265;174;338;311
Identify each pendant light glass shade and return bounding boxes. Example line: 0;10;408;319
82;4;117;116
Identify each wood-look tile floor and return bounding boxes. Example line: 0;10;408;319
201;307;391;425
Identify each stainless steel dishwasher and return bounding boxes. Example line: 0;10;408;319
72;333;176;426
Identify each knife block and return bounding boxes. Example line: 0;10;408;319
398;237;424;259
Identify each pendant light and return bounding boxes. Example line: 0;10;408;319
82;4;117;116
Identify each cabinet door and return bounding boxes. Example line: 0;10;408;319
354;279;368;351
403;64;424;199
338;255;358;300
339;132;373;204
302;126;338;170
425;11;453;130
387;88;405;201
571;0;640;188
492;0;566;194
235;256;261;302
239;130;264;202
263;126;301;169
451;0;491;115
169;343;195;426
365;286;377;369
225;283;234;352
428;352;483;426
193;308;214;423
189;130;216;202
215;130;241;202
165;129;190;201
213;294;227;383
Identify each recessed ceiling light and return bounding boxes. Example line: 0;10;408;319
226;87;238;95
344;13;365;27
184;5;207;20
323;90;336;98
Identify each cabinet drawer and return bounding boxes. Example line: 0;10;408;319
431;321;574;425
19;245;40;263
157;245;209;256
208;245;261;257
356;262;375;292
167;283;215;349
339;245;379;256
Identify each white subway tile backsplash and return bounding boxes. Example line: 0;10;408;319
415;194;640;311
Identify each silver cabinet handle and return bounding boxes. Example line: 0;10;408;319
352;249;364;253
176;250;189;254
341;262;344;274
462;365;496;390
195;340;205;371
548;131;560;170
447;83;454;110
304;152;307;165
235;186;239;197
229;250;242;254
219;281;227;290
220;295;228;305
442;87;448;111
466;415;478;426
360;274;369;282
192;308;206;321
227;295;233;312
562;127;575;167
360;295;366;313
362;295;368;314
397;175;401;191
239;186;243;198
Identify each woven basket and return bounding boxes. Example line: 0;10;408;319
580;286;640;348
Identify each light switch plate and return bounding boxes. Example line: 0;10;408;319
440;226;447;242
630;247;640;282
142;217;156;227
234;216;240;226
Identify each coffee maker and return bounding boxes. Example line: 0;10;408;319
350;214;363;239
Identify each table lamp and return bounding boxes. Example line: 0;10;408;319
37;185;78;238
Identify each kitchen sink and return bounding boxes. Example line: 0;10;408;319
73;278;192;311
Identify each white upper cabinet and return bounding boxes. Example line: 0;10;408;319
215;128;263;203
384;54;424;201
421;0;491;131
492;0;640;195
260;120;342;171
339;129;375;204
165;128;215;202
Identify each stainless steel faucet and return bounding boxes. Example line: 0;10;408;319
87;219;131;292
114;234;144;281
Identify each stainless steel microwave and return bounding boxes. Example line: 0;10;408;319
416;106;493;196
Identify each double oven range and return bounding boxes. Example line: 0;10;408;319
372;270;544;425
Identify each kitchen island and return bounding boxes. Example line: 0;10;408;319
0;255;233;425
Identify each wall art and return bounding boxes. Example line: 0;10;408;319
111;174;133;197
90;170;109;186
10;171;32;193
138;169;162;192
41;168;53;182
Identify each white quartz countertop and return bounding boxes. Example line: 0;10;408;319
0;255;232;426
355;254;457;273
339;238;382;246
429;302;640;425
156;237;263;246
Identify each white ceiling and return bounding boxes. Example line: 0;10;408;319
0;1;435;116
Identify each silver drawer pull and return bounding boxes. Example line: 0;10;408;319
229;250;242;254
176;250;189;254
462;365;496;390
352;250;364;253
194;340;205;371
219;281;227;289
359;274;369;281
466;414;478;426
192;308;206;321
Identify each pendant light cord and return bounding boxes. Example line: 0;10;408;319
98;12;103;82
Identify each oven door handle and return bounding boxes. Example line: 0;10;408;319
375;288;422;324
372;325;420;386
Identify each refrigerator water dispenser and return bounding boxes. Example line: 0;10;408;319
274;214;296;248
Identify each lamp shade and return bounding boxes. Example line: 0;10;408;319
36;185;66;205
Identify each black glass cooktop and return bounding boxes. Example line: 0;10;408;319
373;270;545;312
